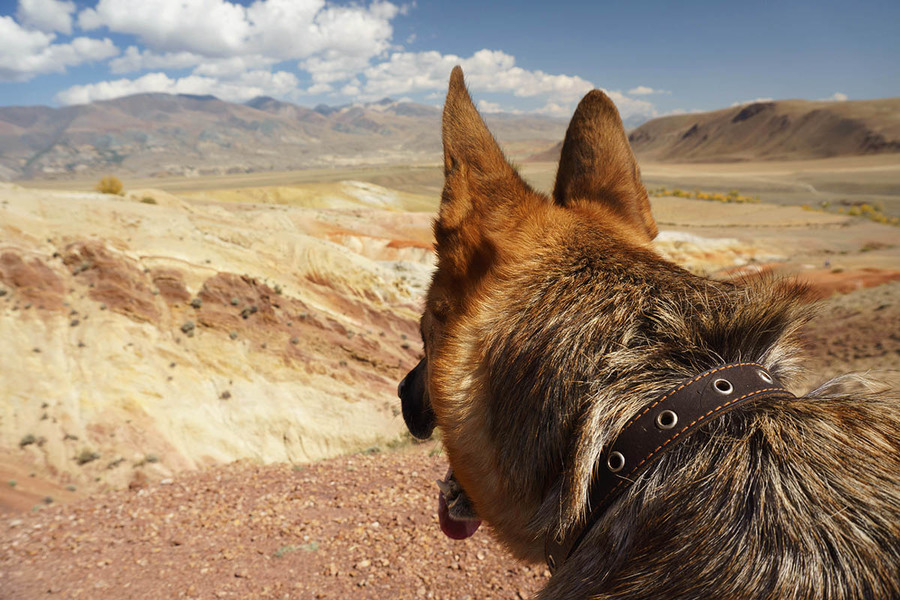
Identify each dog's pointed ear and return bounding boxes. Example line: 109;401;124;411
440;66;526;229
553;90;658;242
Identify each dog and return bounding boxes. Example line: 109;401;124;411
398;66;900;599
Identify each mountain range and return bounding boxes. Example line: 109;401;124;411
0;94;566;181
2;94;899;181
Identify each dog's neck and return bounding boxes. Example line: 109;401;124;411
545;362;795;571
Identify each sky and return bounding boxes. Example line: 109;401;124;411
0;0;898;123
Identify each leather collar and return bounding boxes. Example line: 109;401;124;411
545;362;794;571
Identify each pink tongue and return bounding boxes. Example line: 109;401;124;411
437;472;482;540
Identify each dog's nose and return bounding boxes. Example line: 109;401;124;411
397;374;408;398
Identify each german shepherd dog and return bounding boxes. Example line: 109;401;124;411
398;67;900;599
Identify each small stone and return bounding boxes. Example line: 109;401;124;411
356;560;370;569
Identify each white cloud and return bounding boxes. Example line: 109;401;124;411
340;82;361;96
822;92;848;102
265;1;397;61
76;0;400;100
109;46;206;74
303;51;377;86
193;55;279;78
79;0;397;63
533;101;574;118
628;85;670;96
602;90;658;121
361;49;594;102
79;0;250;56
16;0;76;34
0;16;118;82
477;99;503;113
55;69;299;105
529;89;658;122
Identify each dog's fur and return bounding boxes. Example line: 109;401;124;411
400;67;900;599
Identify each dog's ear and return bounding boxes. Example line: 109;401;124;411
553;90;658;242
439;66;530;230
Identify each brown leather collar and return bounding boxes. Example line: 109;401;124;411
545;362;794;571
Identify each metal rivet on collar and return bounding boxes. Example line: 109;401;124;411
607;451;626;473
758;369;773;384
713;378;734;394
655;409;678;430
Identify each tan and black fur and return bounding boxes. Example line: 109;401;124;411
399;67;900;599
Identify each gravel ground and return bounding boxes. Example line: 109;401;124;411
803;280;900;388
0;444;546;600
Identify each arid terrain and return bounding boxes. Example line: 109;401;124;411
2;153;900;598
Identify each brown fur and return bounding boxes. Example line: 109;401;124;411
400;67;900;599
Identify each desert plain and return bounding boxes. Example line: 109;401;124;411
1;151;899;598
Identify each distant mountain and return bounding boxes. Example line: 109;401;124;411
527;98;900;164
0;94;566;181
628;98;900;162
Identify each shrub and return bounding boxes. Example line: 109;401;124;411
76;449;100;465
95;175;124;195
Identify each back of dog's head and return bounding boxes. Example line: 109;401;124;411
399;65;665;561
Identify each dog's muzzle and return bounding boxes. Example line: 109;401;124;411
398;358;436;439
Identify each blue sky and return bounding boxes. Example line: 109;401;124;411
1;0;898;123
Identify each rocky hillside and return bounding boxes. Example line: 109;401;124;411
0;95;566;181
0;181;437;496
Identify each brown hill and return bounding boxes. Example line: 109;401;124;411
527;98;900;164
629;98;900;162
0;95;566;181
